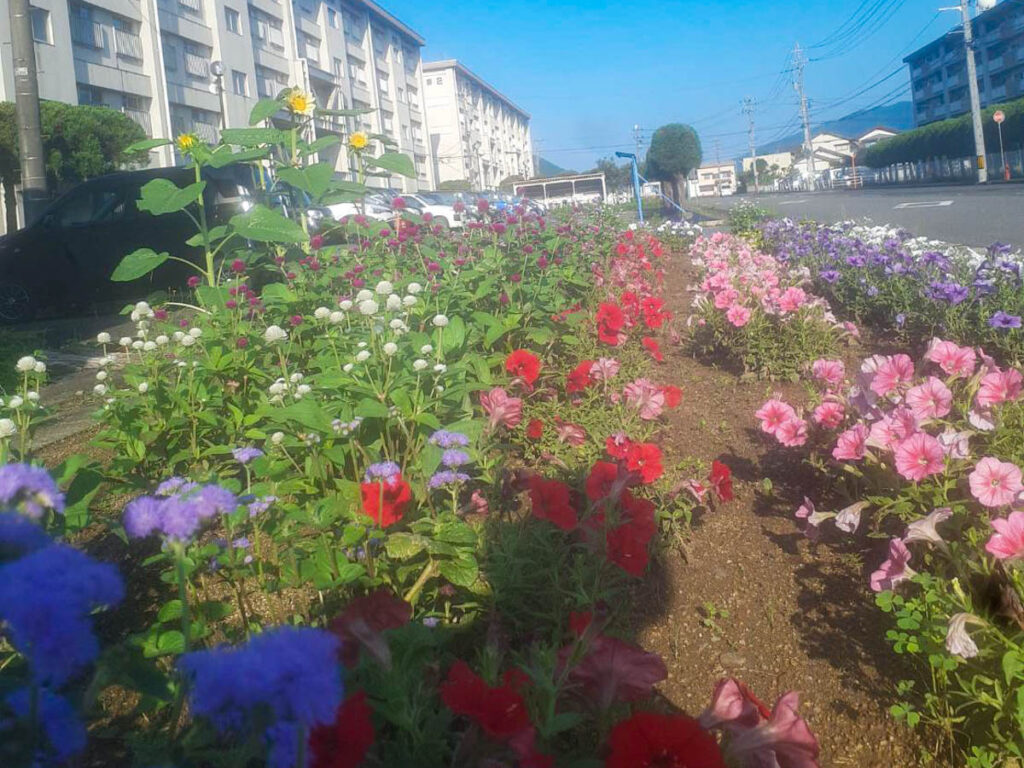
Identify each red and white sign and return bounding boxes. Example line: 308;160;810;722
994;110;1006;124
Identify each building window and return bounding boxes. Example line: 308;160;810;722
225;7;240;33
163;41;177;71
425;77;432;85
328;8;338;28
436;76;443;85
232;70;248;96
77;85;102;105
30;7;51;44
333;57;343;78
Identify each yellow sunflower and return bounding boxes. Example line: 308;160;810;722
285;89;315;116
348;131;369;151
175;133;200;154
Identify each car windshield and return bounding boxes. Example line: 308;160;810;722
418;193;444;205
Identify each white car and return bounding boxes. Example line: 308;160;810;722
325;193;393;222
404;193;464;228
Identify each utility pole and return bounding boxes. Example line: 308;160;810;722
8;0;48;226
713;138;722;196
793;43;816;191
632;124;645;163
957;0;988;183
742;96;759;195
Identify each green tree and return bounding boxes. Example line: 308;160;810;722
438;179;472;192
588;156;632;193
645;123;702;203
0;101;147;231
498;174;525;192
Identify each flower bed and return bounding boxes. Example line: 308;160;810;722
0;89;821;767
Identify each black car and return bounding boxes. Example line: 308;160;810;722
0;166;255;322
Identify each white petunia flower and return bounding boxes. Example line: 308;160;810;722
0;418;16;438
96;332;112;344
339;300;354;311
358;299;379;316
138;382;149;394
413;359;428;371
407;282;423;295
329;311;345;324
16;356;36;372
386;294;402;311
432;314;449;327
33;361;46;374
375;280;394;295
355;350;371;362
383;342;398;356
264;325;289;343
314;306;331;320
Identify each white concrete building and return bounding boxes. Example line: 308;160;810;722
422;59;531;189
687;162;737;197
0;0;434;229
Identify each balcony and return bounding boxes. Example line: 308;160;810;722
184;53;208;78
989;54;1005;70
193;121;218;143
115;29;143;60
178;0;203;16
123;108;152;134
991;84;1007;100
70;16;103;48
315;115;342;133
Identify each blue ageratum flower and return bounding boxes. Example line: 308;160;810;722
989;311;1022;330
0;544;123;687
232;446;264;465
364;461;401;482
0;512;51;561
441;449;471;468
6;687;87;760
123;483;238;543
179;626;342;768
0;464;65;519
428;430;470;449
428;470;470;489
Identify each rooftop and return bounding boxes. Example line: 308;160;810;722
353;0;425;46
423;59;530;119
903;0;1019;63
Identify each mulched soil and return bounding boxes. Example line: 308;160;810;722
634;253;933;766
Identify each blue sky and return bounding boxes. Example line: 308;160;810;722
384;0;951;171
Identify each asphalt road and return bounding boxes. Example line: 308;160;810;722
706;184;1024;248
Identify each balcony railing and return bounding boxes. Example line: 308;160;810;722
184;53;208;78
70;16;102;48
115;29;143;60
123;108;152;134
193;121;218;143
178;0;202;15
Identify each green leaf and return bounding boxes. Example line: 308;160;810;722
150;630;185;657
439;555;478;588
306;135;342;155
1003;650;1024;685
111;248;169;281
277;162;334;198
125;137;173;153
137;179;205;215
231;205;307;243
326;180;369;195
367;152;416;178
335;563;366;584
355;398;389;418
434;519;477;546
221;127;288;146
315;107;374;116
157;600;183;623
274;399;335;432
385;533;428;560
443;315;466;353
249;98;283;125
196;285;231;311
207;147;270;168
261;282;298;305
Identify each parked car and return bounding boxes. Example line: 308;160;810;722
0;166;254;322
403;193;463;228
324;193;393;223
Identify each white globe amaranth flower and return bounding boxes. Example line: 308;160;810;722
386;294;402;311
432;314;449;328
329;311;345;324
271;431;285;445
8;395;23;409
433;363;447;374
155;335;169;346
382;342;398;356
406;282;423;295
96;332;111;344
402;295;417;308
343;363;354;373
172;331;185;342
435;385;445;394
138;382;149;394
15;356;36;373
264;325;289;343
290;372;304;383
420;344;433;354
356;289;374;302
358;299;379;316
389;319;406;331
188;327;202;338
143;341;157;352
355;350;371;362
0;418;16;438
339;299;354;311
131;340;145;350
119;337;133;347
357;341;368;349
314;306;331;320
92;385;107;397
26;391;39;402
375;280;394;295
134;300;152;315
268;379;287;396
96;370;108;382
33;361;46;374
413;359;428;371
180;335;196;347
296;384;312;396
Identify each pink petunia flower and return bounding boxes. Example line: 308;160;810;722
985;511;1024;561
724;691;820;768
589;357;621;382
795;497;815;519
623;379;665;421
479;387;523;431
775;418;808;447
756;399;797;436
905;377;953;421
968;457;1023;508
835;501;867;534
713;288;740;310
937;427;971;460
977;368;1023;409
894;432;945;482
925;338;977;377
870;538;915;592
776;286;807;314
870;354;915;397
555;422;588;446
726;304;752;327
812;401;845;429
811;359;845;388
832;424;869;461
867;416;900;452
904;507;953;547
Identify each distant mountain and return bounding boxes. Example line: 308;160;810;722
537;157;574;177
755;101;915;156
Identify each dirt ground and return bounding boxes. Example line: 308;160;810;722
634;255;932;766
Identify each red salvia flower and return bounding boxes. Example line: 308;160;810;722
360;476;412;527
440;661;531;741
709;460;734;502
528;475;578;530
662;385;682;408
605;712;727;768
641;337;664;362
526;418;544;440
506;349;542;386
567;360;596;394
596;303;626;346
308;691;375;768
625;443;664;484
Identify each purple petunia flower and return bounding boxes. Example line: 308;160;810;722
819;269;840;284
364;461;401;482
232;446;264;465
989;311;1022;330
0;464;65;519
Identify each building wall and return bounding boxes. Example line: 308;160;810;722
691;163;736;197
423;60;532;189
906;2;1024;126
741;151;792;173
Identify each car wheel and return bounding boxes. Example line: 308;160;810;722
434;217;450;229
0;281;33;323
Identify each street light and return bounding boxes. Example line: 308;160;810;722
210;60;228;131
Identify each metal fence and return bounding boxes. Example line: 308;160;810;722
870;149;1024;186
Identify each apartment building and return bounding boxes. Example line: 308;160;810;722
686;162;737;198
0;0;433;224
422;59;532;189
904;0;1024;126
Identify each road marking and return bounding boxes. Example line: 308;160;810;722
775;199;808;206
893;200;954;209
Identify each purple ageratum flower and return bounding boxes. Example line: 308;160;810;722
989;311;1022;330
247;495;277;518
428;429;470;449
192;485;238;520
0;544;123;686
895;313;906;328
6;687;87;759
123;484;236;543
232;446;264;465
428;470;470;489
0;464;65;519
0;512;51;560
441;449;471;468
155;476;198;498
178;626;342;765
364;461;401;482
123;496;164;539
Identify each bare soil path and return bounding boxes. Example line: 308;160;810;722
637;254;928;766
